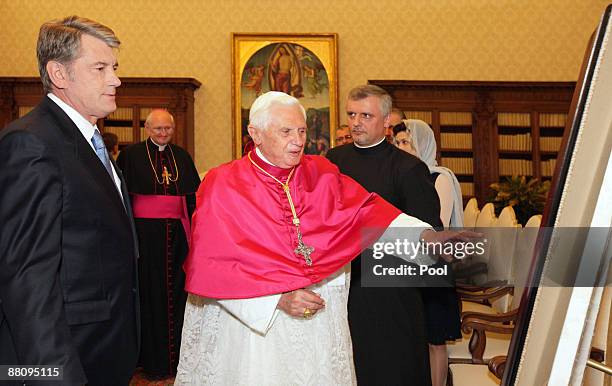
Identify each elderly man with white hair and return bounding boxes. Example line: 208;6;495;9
175;91;474;385
116;109;200;379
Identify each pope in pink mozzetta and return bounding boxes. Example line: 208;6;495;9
175;91;464;385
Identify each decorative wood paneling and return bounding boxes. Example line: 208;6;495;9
0;77;201;156
371;80;575;204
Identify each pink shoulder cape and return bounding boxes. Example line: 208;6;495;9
183;152;400;299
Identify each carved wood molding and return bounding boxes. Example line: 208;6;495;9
488;355;507;380
462;308;519;324
457;285;514;302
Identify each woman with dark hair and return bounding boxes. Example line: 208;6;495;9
393;120;464;228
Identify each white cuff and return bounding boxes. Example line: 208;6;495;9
377;213;437;265
218;294;281;335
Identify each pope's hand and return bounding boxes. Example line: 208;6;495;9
277;289;325;318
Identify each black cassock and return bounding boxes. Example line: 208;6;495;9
328;140;443;386
117;139;200;377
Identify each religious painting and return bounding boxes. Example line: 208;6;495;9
232;33;338;158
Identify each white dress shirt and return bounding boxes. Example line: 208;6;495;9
47;93;123;199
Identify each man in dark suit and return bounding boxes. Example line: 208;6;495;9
0;16;139;385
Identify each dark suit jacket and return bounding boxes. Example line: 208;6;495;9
0;96;140;386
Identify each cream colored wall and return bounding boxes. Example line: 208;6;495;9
0;0;608;172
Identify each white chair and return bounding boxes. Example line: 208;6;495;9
475;203;496;228
448;213;543;386
463;198;480;230
459;212;541;315
449;205;511;366
464;203;497;285
485;206;520;312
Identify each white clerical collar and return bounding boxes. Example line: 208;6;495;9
255;147;277;166
149;138;167;151
353;136;386;149
47;93;98;151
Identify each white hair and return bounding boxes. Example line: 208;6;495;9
144;108;174;127
249;91;306;129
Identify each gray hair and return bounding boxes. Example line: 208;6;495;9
347;84;392;117
37;15;120;93
145;109;175;128
249;91;306;129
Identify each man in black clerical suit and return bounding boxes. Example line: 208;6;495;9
327;84;442;386
117;109;200;379
0;16;139;385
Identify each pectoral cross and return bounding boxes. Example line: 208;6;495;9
161;166;172;185
246;152;315;266
294;228;314;266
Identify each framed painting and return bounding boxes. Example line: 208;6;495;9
503;4;612;384
231;33;338;158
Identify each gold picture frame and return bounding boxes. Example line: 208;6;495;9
231;33;338;158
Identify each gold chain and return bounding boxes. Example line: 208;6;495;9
146;140;180;185
247;151;314;265
247;151;298;220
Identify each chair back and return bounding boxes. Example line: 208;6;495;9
488;206;520;312
475;202;496;228
470;203;497;285
463;198;480;230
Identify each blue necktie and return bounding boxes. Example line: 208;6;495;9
91;129;114;179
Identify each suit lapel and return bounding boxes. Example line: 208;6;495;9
111;156;140;259
41;97;129;218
